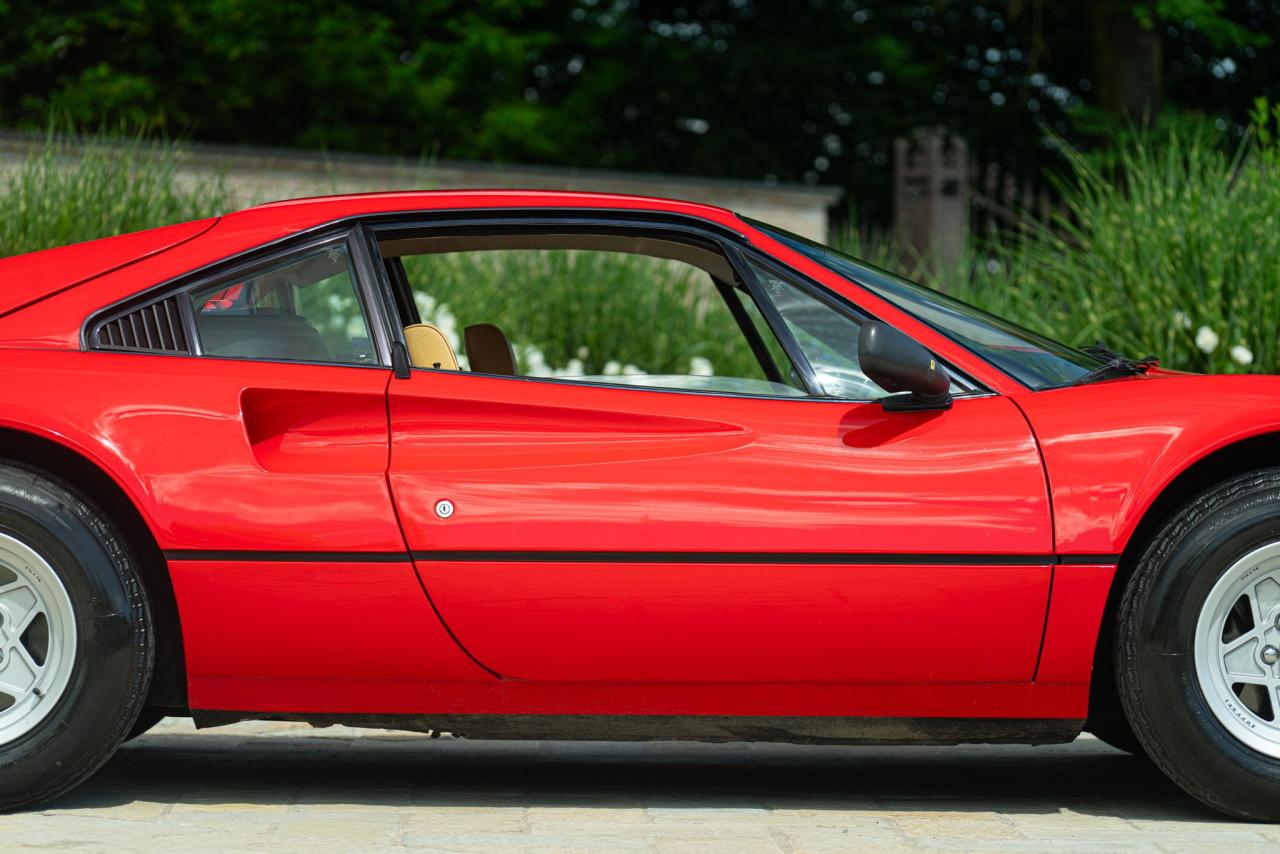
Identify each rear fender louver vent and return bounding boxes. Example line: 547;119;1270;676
94;297;191;354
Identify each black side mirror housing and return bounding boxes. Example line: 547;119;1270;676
857;321;953;411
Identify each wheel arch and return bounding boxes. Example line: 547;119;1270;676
0;425;187;713
1088;431;1280;734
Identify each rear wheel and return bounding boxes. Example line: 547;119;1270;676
0;464;152;811
1118;470;1280;820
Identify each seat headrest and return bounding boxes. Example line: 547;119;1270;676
403;323;459;370
464;323;517;376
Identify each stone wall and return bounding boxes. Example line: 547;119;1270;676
0;134;843;241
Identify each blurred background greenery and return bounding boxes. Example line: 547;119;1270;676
2;1;1279;376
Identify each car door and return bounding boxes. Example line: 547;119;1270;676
380;217;1054;685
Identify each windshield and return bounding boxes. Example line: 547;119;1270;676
746;218;1100;389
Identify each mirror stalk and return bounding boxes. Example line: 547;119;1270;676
879;391;953;412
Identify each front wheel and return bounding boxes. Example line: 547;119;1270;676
124;708;168;742
0;464;153;811
1118;470;1280;820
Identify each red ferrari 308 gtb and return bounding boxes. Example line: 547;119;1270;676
1;191;1279;818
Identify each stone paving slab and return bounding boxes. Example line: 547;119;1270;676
1;719;1277;852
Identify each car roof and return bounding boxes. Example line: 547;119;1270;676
0;191;745;321
214;189;745;245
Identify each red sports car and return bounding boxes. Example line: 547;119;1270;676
1;191;1278;818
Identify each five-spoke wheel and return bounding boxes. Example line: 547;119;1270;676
0;464;152;812
0;533;78;746
1196;541;1280;757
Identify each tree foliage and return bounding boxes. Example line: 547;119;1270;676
1;1;1276;220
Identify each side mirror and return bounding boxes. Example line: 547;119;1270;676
857;321;952;411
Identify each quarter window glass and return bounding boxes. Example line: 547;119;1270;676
747;218;1097;389
191;243;376;365
729;288;805;390
745;258;883;400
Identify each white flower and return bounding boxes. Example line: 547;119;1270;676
519;345;551;376
576;346;590;359
413;291;437;317
602;360;622;376
621;364;644;375
413;292;461;351
1172;311;1192;330
1230;344;1254;366
689;356;714;376
1195;326;1219;354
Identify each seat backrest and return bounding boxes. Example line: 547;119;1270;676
404;323;459;370
464;323;517;376
197;313;330;362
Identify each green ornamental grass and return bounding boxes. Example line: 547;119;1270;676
0;133;231;259
951;101;1280;375
5;113;1280;377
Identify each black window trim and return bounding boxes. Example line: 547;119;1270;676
82;208;748;370
361;213;745;367
710;275;790;386
723;242;824;396
82;206;984;399
729;243;984;398
742;217;1093;392
361;209;985;402
85;226;392;370
363;213;833;398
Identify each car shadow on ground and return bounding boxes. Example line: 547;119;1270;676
41;726;1222;822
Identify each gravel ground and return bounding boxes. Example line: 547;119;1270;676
0;719;1277;852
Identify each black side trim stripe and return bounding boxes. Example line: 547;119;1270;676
165;550;410;563
415;550;1048;565
165;549;1122;566
414;550;1122;566
1056;554;1122;565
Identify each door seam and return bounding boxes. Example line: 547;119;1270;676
1009;395;1057;683
382;372;505;680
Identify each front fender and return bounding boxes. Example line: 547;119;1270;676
1015;373;1280;555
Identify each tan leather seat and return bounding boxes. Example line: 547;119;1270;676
464;323;517;376
403;323;459;370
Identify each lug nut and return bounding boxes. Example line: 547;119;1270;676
1263;645;1280;666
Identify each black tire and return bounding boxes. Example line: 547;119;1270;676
124;707;168;742
1117;469;1280;820
0;463;153;811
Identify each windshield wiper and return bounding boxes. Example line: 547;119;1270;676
1074;342;1159;385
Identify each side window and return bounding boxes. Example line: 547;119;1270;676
190;243;376;366
744;257;883;400
394;243;808;398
